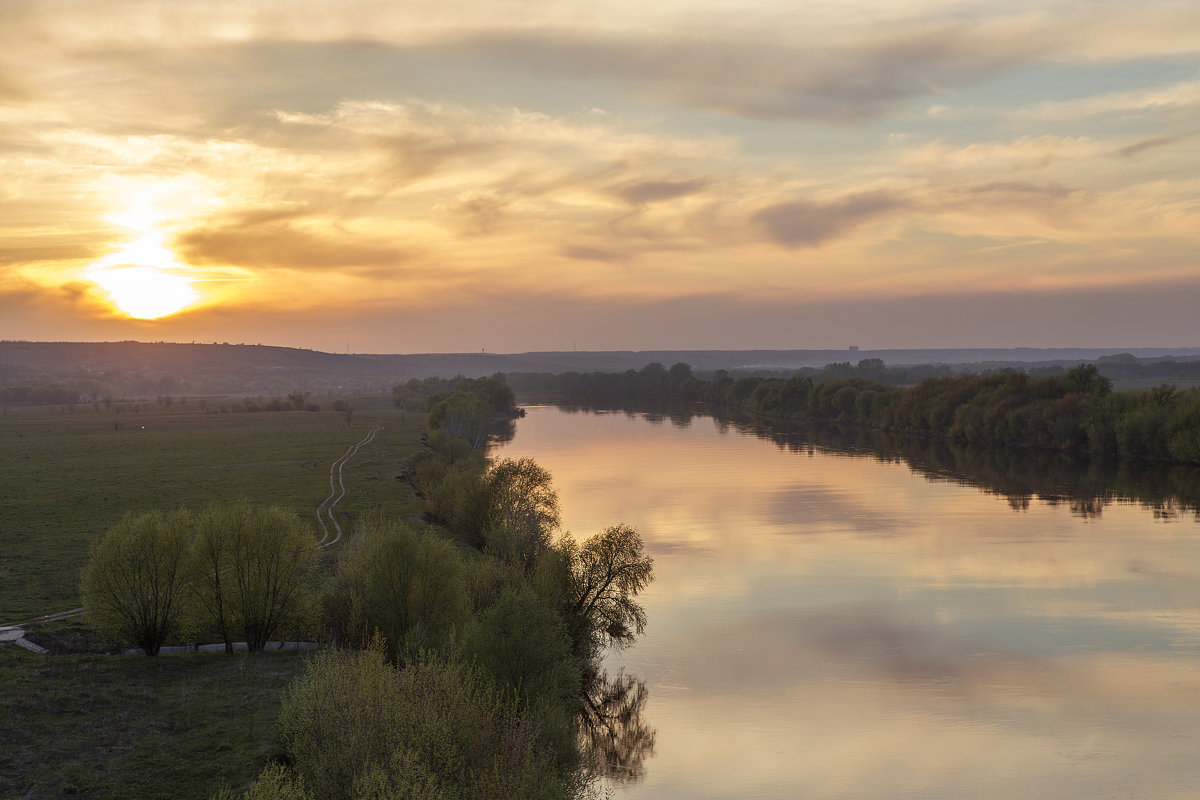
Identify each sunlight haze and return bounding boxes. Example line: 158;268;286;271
2;0;1199;351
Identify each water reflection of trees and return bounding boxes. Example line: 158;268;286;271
579;670;657;785
540;400;1200;520
490;416;518;445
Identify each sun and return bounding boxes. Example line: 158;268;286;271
90;265;199;320
88;228;200;320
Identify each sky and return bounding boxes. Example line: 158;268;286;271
2;0;1199;354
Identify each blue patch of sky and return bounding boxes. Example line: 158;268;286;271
949;57;1200;121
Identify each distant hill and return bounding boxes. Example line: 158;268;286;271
2;340;1199;399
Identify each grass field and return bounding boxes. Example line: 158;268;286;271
0;646;307;800
0;394;426;800
0;394;426;620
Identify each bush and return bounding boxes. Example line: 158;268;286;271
275;646;568;800
323;523;472;658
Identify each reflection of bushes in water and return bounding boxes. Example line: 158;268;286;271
578;670;656;784
547;401;1200;520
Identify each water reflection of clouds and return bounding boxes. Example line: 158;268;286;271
763;483;904;534
619;602;1200;799
503;407;1200;799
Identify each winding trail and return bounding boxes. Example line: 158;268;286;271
0;425;383;644
316;425;381;548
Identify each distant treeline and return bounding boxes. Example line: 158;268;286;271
681;352;1200;387
392;374;521;417
563;400;1200;518
0;383;82;406
506;361;1200;464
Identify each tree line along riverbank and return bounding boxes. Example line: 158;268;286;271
503;361;1200;465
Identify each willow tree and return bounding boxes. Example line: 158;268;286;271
484;457;561;572
191;503;318;652
81;509;193;655
557;524;654;661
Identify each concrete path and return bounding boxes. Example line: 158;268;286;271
0;626;49;655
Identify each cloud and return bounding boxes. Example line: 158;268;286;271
1115;129;1200;159
949;181;1083;221
174;219;410;272
962;181;1076;200
562;245;629;263
460;26;1049;122
370;132;498;183
608;178;709;206
753;191;907;247
437;193;510;235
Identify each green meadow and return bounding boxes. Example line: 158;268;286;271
0;648;308;800
0;395;425;620
0;395;425;799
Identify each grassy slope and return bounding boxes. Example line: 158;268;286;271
0;394;426;800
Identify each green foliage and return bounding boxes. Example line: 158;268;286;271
83;502;319;654
275;646;568;800
419;457;491;547
427;392;494;451
394;375;518;418
483;457;561;571
0;383;82;406
395;399;657;797
331;399;355;425
193;503;320;652
1;396;424;619
212;763;315;800
556;525;654;662
506;361;1200;464
80;509;194;655
461;585;582;765
323;523;472;658
462;584;580;705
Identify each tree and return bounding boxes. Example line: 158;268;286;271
461;585;580;704
556;525;654;661
331;399;354;426
460;585;582;763
227;505;319;651
190;502;318;653
428;391;493;450
323;523;471;658
81;509;194;655
483;457;561;571
190;503;238;653
1065;363;1112;396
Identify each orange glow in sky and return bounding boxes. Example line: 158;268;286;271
2;1;1200;351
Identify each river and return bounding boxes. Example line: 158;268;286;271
494;404;1200;800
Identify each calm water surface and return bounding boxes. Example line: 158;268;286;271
495;405;1200;800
